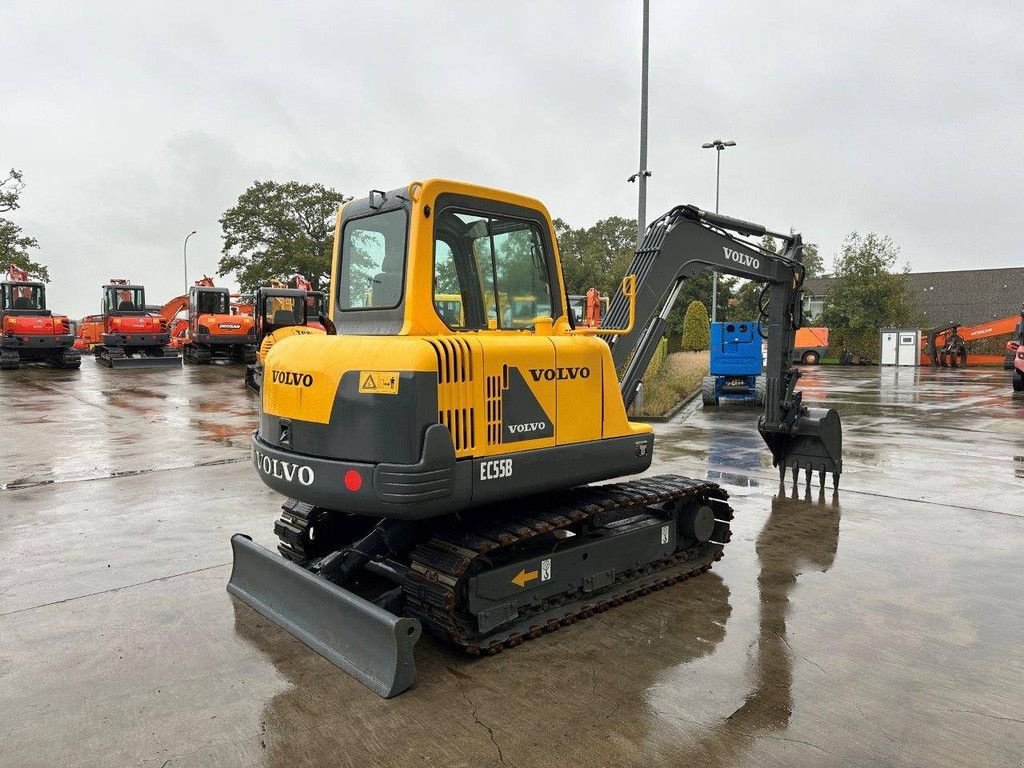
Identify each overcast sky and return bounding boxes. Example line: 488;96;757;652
4;0;1022;317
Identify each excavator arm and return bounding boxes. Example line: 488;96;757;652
603;204;843;487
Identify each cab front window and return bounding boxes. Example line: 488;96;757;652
105;287;145;313
195;291;228;314
4;284;45;311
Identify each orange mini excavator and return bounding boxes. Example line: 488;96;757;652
74;279;181;368
0;265;80;370
161;276;257;364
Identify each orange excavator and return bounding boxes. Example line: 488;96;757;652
160;276;257;364
74;279;181;368
923;309;1024;368
1;265;81;370
566;288;608;328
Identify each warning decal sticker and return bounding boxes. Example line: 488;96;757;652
359;371;400;395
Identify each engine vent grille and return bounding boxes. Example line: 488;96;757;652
428;337;473;384
486;374;502;445
427;337;476;455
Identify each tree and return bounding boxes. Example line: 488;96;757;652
1;169;26;213
680;300;710;351
820;232;915;355
725;279;762;322
723;232;823;324
759;231;823;277
218;180;347;292
554;216;636;295
0;169;49;281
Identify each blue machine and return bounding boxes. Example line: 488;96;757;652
702;321;765;407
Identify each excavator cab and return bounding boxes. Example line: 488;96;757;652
244;287;323;391
2;281;46;313
256;288;307;336
229;179;845;697
102;284;146;315
192;286;230;316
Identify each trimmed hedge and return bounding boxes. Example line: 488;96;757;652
681;300;710;351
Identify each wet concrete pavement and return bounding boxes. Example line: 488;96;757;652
1;362;1022;767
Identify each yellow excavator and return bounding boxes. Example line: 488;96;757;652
228;179;843;697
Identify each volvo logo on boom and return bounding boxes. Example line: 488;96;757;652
723;247;760;270
528;367;591;382
271;370;314;387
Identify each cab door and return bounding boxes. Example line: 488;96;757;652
431;206;559;454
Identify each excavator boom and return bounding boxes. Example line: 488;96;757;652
605;205;842;485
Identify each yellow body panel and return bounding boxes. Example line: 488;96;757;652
263;335;436;425
258;324;326;363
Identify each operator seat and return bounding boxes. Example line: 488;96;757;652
272;309;296;328
13;297;33;310
118;300;136;311
371;250;403;307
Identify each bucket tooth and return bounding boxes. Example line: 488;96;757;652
227;534;421;698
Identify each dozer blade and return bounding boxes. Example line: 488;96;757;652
106;355;182;369
226;534;422;698
760;406;843;485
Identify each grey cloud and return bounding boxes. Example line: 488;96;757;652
3;0;1021;318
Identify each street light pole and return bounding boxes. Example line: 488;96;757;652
183;230;196;292
701;139;736;321
183;230;197;292
627;0;652;247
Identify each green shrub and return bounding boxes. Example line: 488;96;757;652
680;300;710;351
644;338;668;379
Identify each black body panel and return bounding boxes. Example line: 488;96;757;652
101;332;171;348
1;333;74;350
250;430;654;521
259;371;438;465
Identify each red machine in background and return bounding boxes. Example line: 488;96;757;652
160;276;256;364
1008;305;1024;391
289;274;326;330
0;265;80;370
74;279;180;368
567;289;608;328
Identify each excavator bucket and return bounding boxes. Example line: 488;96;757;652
760;406;843;487
226;534;422;698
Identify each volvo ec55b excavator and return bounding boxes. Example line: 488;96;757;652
228;179;844;697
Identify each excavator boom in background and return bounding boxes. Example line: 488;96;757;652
227;179;844;697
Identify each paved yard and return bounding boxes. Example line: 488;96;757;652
1;362;1021;767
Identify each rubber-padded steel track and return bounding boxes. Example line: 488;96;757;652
402;473;732;654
